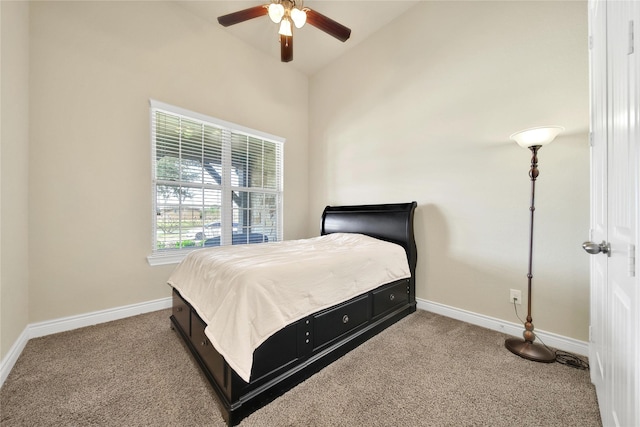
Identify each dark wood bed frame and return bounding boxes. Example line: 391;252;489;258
170;202;418;426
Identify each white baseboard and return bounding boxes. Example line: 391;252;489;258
2;296;588;389
0;328;30;389
28;297;172;338
417;298;589;357
0;297;172;388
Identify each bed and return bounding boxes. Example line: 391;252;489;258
169;202;417;426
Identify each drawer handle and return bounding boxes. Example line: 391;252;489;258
176;306;183;312
389;293;395;301
342;314;349;324
201;339;208;347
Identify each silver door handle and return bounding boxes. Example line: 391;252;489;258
582;240;611;256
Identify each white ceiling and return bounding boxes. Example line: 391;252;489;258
177;1;420;75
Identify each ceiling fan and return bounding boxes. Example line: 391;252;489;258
217;1;351;63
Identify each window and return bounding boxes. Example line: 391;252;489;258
148;100;284;265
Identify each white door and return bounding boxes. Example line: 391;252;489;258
588;1;639;426
587;0;608;407
606;2;639;425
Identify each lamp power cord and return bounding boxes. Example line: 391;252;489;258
512;299;590;370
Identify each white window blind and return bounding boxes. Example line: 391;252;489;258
148;100;284;265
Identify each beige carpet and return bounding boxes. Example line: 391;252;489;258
0;309;601;426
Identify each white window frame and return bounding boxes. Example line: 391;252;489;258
147;99;284;266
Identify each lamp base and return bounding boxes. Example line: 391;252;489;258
505;337;555;363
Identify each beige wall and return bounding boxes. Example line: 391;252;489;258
27;1;309;322
1;1;30;360
309;1;590;340
2;0;590;363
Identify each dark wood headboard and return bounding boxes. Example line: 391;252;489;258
320;202;418;280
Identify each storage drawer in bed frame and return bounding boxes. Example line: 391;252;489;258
313;294;370;349
170;276;414;425
171;292;190;335
373;279;410;317
191;313;227;387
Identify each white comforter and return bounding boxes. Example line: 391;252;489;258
167;232;410;382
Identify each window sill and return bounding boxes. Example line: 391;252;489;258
147;249;197;266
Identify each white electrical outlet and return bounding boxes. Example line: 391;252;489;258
510;289;522;305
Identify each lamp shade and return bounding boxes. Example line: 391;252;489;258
278;18;293;36
268;3;285;23
291;7;307;28
510;126;564;148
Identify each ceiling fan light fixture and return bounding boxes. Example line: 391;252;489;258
279;18;293;36
268;3;285;23
290;7;307;28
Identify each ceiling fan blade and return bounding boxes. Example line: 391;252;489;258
305;8;351;42
217;5;268;27
280;35;293;62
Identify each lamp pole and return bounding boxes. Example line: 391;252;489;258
504;137;558;363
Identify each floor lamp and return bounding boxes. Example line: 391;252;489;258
505;125;564;363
